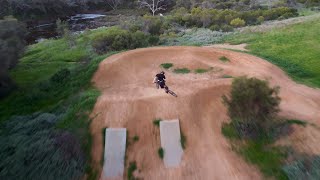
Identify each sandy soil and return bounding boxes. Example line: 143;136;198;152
90;46;320;180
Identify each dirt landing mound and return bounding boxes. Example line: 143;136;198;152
91;46;320;180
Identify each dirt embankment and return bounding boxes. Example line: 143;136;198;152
90;46;320;180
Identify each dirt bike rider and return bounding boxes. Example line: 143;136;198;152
153;71;169;93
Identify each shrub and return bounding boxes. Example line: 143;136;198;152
180;131;186;149
195;68;208;73
127;161;137;180
160;63;173;69
112;32;131;51
257;16;265;24
91;27;153;54
119;16;144;33
286;119;307;127
219;56;230;62
221;74;233;78
158;148;165;159
130;31;149;48
0;113;85;180
220;24;234;32
143;15;163;35
0;16;26;70
222;77;281;138
209;24;220;31
0;73;16;98
0;17;26;97
174;68;190;74
283;155;320;180
133;135;139;142
241;141;288;179
181;28;228;45
221;122;239;139
153;118;162;127
91;27;123;53
230;18;246;27
148;35;160;45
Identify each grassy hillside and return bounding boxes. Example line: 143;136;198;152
226;16;320;88
0;32;115;179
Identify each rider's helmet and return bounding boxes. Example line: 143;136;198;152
160;71;165;75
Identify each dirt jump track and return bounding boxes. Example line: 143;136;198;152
90;46;320;180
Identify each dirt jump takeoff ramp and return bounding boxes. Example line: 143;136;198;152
160;119;184;168
102;128;127;179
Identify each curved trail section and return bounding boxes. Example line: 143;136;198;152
91;46;320;180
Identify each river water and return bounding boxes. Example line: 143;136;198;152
26;14;107;44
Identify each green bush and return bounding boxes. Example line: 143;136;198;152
127;161;137;180
219;56;230;62
153;118;162;127
180;131;187;149
0;113;85;180
112;32;131;51
222;77;281;138
143;15;163;35
0;17;26;97
257;16;265;24
286;119;307;127
133;135;139;142
161;63;173;69
194;68;209;73
209;24;220;31
241;141;288;179
91;27;154;54
220;24;234;32
174;68;190;74
130;31;149;48
283;156;320;180
158;148;165;159
0;16;26;70
222;74;233;78
148;35;160;45
221;122;239;139
230;18;246;27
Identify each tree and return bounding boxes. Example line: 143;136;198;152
0;16;26;98
222;77;281;138
0;0;9;19
104;0;123;10
56;19;76;47
138;0;166;16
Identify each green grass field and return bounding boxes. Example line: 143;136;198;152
226;17;320;88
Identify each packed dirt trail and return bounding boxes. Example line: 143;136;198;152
90;46;320;180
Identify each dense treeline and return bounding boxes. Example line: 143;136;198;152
170;7;298;29
117;7;298;39
0;0;125;19
1;0;317;20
